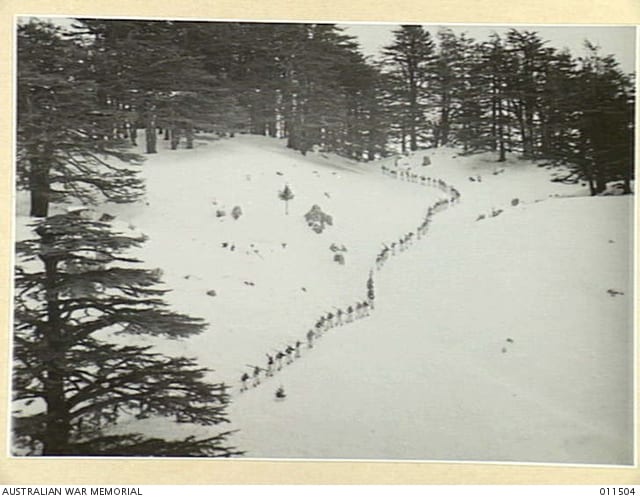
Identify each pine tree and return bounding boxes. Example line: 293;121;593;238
382;25;436;152
482;33;512;162
278;184;295;215
503;30;554;158
74;19;246;155
454;37;493;153
550;44;634;194
12;213;240;457
431;29;467;147
17;21;144;217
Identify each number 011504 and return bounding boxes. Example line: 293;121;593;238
600;488;636;496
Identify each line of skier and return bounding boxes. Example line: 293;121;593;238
237;156;462;395
376;176;461;271
239;294;375;393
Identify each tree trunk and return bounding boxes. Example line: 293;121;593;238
40;251;71;456
439;92;451;146
130;127;138;146
497;99;506;162
170;128;180;150
185;125;194;149
144;108;157;154
29;156;50;217
490;83;498;152
29;142;55;217
595;174;608;195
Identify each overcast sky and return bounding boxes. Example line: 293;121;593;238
28;16;636;74
342;23;637;74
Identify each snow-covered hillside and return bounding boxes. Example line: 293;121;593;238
13;134;634;465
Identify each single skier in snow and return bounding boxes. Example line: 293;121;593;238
285;345;295;364
362;301;370;316
355;302;363;319
326;312;335;329
275;351;285;370
346;305;354;323
240;372;250;392
335;308;344;326
294;340;302;358
252;366;261;387
315;318;324;336
306;329;315;348
266;354;275;376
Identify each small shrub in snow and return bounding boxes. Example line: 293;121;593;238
304;205;333;234
511;198;520;207
216;209;226;218
206;289;217;297
333;253;345;265
278;184;295;215
231;206;243;220
422;156;431;166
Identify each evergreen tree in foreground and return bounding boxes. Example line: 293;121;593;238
13;213;240;457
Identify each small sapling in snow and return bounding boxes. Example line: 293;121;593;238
278;184;295;215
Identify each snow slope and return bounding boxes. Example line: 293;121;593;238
13;134;634;464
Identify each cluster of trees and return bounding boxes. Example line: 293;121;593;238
15;20;246;456
381;26;635;194
18;20;634;212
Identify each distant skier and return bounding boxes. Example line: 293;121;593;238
252;366;261;387
326;312;335;329
240;372;250;392
306;329;315;348
266;354;275;376
275;351;285;370
285;345;295;364
346;305;354;323
335;308;344;326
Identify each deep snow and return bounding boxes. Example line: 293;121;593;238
12;133;635;464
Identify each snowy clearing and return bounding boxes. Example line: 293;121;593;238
13;134;634;465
